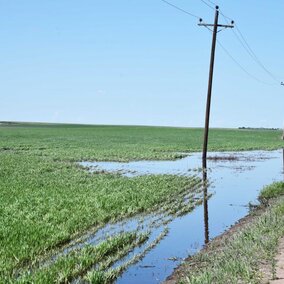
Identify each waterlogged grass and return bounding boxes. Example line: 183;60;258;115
180;182;284;284
86;229;169;284
0;123;283;282
0;152;198;281
18;232;148;283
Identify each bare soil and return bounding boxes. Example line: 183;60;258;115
261;237;284;284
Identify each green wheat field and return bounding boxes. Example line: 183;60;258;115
0;122;283;282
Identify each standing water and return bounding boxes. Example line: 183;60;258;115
80;149;284;284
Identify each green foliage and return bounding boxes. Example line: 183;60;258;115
259;182;284;202
0;123;283;282
0;123;283;161
0;152;194;280
18;232;147;283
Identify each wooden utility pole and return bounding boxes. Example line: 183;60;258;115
281;82;284;140
199;6;234;164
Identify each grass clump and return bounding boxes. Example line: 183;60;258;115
17;232;148;283
259;182;284;202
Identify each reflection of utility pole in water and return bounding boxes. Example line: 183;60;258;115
283;148;284;180
202;159;209;244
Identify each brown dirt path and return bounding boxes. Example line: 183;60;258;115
269;237;284;283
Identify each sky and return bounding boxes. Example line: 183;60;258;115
0;0;283;128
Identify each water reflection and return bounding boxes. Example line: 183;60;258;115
283;148;284;178
80;150;283;284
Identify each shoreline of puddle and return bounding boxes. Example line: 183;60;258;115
80;149;282;178
82;149;284;284
27;149;284;284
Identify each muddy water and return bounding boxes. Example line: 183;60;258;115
80;150;284;284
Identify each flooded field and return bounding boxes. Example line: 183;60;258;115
78;149;284;283
2;124;284;283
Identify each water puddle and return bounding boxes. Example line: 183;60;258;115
80;150;278;177
79;149;284;283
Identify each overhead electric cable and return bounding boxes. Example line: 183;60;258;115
200;0;280;83
199;0;214;10
216;39;276;86
160;0;201;19
204;0;218;7
159;0;280;86
233;24;279;83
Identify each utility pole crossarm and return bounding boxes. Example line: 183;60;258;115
198;23;234;28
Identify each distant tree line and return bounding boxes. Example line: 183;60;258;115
238;127;279;131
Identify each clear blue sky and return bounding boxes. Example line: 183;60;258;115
0;0;283;128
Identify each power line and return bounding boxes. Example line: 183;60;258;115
159;0;280;86
202;24;274;85
199;0;215;10
160;0;201;19
199;0;235;23
227;22;280;83
204;0;218;7
200;0;234;25
200;0;233;23
200;0;281;83
219;10;233;22
216;39;276;86
234;24;280;83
